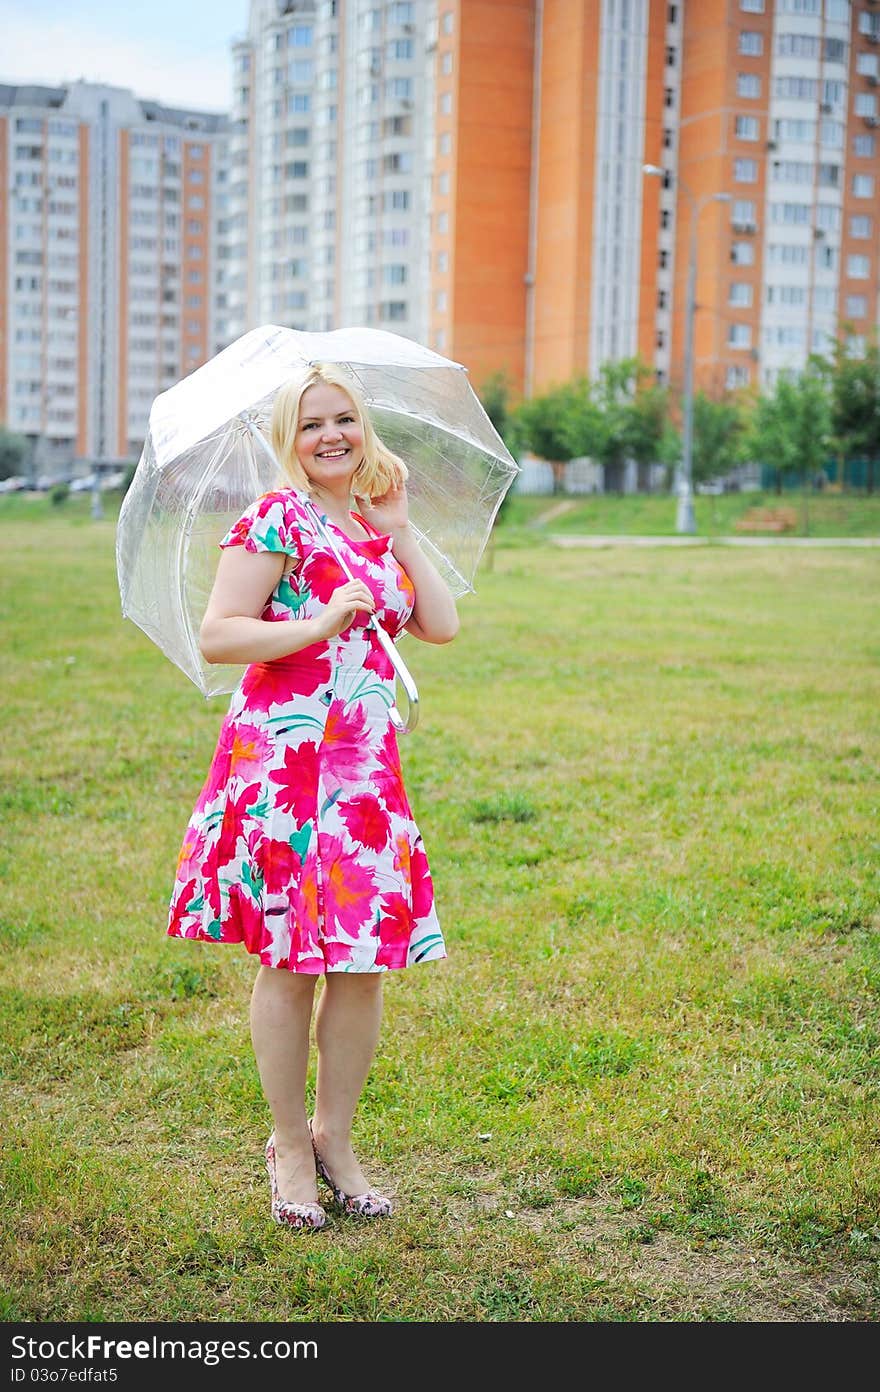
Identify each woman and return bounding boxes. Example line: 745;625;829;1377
167;364;458;1230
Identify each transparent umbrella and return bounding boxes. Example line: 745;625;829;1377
116;324;520;713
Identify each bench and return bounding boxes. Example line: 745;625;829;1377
734;506;798;534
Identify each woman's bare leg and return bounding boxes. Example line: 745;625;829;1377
250;965;319;1204
311;973;384;1195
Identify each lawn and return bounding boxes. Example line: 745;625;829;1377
1;506;879;1323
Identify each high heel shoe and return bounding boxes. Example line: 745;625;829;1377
265;1132;327;1231
309;1120;393;1218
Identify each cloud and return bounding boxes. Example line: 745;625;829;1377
1;15;234;111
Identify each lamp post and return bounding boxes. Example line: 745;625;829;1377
643;165;731;534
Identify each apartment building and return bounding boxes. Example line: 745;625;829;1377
0;81;227;470
432;0;880;398
226;0;432;343
231;0;879;404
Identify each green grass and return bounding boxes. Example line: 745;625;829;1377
1;509;879;1322
500;488;880;538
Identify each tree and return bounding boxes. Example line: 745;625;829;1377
0;426;30;481
478;371;521;525
592;358;672;493
819;335;880;494
745;369;831;495
691;392;749;486
514;378;601;494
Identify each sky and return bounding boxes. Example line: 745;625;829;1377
0;0;251;112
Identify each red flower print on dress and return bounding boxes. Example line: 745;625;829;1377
228;723;272;780
176;828;206;879
256;836;302;894
216;781;262;864
320;832;378;937
228;882;265;956
410;842;434;920
168;877;197;936
363;636;393;679
322;700;373;790
339;794;390;853
375;891;413;968
303;550;349;603
269;740;320;826
241;654;331;712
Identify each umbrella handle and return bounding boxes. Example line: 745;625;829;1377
369;618;419;734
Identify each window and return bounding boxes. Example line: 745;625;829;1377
845;295;868;318
735;116;759;140
728;324;752;348
737;73;761;98
813;286;836;314
850;215;872;239
767;284;806;306
820;120;845;149
857;53;880;78
854;133;875;157
732;199;757;227
772;160;812;183
822;80;845;107
288;60;313;83
823;37;846;63
816;203;841;231
854;93;877;117
847;254;870;279
290;24;313;46
735;158;758;181
774;118;815;142
770;202;810;224
726;366;750;390
777;34;820;59
853;173;875;198
731;240;755;265
768;244;807;265
729;282;753;306
288;93;310;113
441;52;453;74
775;76;817;101
859;7;880;32
739;31;763;56
740;0;764;10
818;163;840;187
380;300;407;321
781;0;819;13
439;132;451;155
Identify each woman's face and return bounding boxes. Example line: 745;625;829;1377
295;382;364;492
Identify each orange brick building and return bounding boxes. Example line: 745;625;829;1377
431;0;880;403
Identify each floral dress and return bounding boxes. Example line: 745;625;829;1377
167;488;446;974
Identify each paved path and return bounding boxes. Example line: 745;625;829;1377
550;533;880;548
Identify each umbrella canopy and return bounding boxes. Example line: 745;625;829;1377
116;324;520;698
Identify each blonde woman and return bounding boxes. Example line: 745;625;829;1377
167;364;458;1229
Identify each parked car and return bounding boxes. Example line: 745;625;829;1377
0;476;28;493
69;474;97;493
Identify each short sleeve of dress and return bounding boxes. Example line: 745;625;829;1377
219;490;304;559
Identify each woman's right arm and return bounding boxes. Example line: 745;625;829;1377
199;546;376;665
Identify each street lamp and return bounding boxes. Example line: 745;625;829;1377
643;164;731;533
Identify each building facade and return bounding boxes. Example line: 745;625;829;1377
436;0;880;399
0;82;227;471
230;0;879;404
225;0;433;344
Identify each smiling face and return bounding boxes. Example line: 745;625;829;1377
295;382;365;496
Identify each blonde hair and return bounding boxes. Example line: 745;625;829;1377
270;362;409;500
